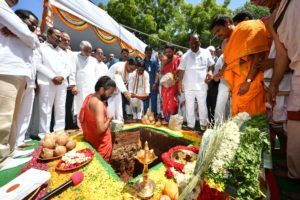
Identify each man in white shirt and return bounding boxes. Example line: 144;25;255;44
95;48;108;77
178;34;215;131
37;27;71;138
69;41;102;126
15;9;40;147
58;31;77;130
128;62;150;120
107;58;136;120
0;0;40;159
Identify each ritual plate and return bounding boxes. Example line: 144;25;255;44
170;149;197;165
37;154;62;161
55;148;94;171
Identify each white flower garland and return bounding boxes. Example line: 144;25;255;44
231;112;251;127
210;121;240;177
171;161;201;200
62;150;91;165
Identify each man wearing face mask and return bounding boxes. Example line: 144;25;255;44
0;0;40;159
37;27;71;138
69;41;101;127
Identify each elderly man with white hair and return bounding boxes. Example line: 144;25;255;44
69;41;102;125
37;27;72;138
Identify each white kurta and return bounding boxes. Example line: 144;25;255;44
178;48;215;128
70;53;101;115
0;0;39;77
128;71;150;119
213;55;230;126
107;62;130;120
37;43;72;136
264;42;291;122
97;61;108;77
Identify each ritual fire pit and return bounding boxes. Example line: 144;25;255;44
109;128;191;182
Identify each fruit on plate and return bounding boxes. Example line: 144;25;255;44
41;148;54;159
66;140;76;150
54;145;67;157
39;132;76;159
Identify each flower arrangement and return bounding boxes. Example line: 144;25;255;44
226;116;270;200
204;114;270;199
204;121;240;192
179;113;270;200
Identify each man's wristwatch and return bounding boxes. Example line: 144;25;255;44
246;78;252;83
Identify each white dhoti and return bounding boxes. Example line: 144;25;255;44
214;82;230;126
107;92;123;121
185;90;208;128
178;94;186;122
38;80;67;136
130;98;143;119
16;87;35;146
265;70;291;122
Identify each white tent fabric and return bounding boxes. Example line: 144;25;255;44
47;0;147;55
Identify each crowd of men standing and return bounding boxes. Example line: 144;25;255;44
0;0;225;162
1;0;299;186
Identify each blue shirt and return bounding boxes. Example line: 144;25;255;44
108;58;122;68
144;58;159;86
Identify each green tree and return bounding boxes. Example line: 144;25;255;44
100;0;232;50
183;0;232;47
234;2;270;20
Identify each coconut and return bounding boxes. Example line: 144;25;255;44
149;115;154;122
66;140;76;150
42;148;54;159
54;145;67;156
42;138;55;149
56;135;69;146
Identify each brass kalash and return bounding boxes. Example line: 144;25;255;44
134;141;157;199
